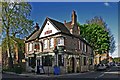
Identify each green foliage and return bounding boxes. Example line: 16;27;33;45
78;23;110;54
14;64;23;74
2;2;34;38
3;64;23;74
2;2;33;68
78;16;116;55
86;16;116;54
113;57;120;63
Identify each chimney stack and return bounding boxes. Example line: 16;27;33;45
71;10;77;25
64;20;66;24
34;23;39;31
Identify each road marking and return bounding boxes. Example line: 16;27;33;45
104;72;120;74
98;73;104;78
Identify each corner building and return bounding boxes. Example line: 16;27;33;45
25;11;94;74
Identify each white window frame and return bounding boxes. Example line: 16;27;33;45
29;43;32;51
81;42;83;51
79;41;80;50
43;39;48;49
84;44;86;52
57;37;64;46
49;38;54;48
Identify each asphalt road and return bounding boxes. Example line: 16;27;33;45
2;66;120;80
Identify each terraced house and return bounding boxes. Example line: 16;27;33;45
25;11;94;74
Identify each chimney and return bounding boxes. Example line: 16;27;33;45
64;20;66;24
34;23;39;31
71;10;77;25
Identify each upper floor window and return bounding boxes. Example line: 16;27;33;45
43;39;48;49
81;42;83;51
28;43;32;51
57;37;64;46
84;44;86;52
79;41;81;50
49;38;54;48
34;43;40;50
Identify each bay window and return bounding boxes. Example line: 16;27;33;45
43;39;48;49
49;38;54;48
28;43;32;51
34;43;40;51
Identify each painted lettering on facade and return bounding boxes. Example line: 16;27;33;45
44;30;52;35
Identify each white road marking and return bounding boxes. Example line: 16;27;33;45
104;72;120;74
98;73;105;78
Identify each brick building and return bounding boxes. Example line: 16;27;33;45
25;11;94;73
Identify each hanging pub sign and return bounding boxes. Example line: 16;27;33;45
44;30;52;35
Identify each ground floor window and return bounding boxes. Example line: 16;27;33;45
58;55;64;66
28;57;36;68
42;55;52;66
89;58;93;65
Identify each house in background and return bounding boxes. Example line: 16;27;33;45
94;52;110;65
2;38;25;69
25;10;94;74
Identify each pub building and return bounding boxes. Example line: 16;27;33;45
25;10;94;74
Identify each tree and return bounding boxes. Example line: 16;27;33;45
86;16;116;54
78;23;110;53
78;16;116;64
2;2;33;68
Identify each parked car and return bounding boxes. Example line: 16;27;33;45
96;64;107;71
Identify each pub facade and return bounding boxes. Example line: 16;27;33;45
25;11;94;74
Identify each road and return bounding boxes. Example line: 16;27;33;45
2;66;120;80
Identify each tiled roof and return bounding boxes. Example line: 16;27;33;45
64;21;73;30
26;29;41;41
47;17;70;34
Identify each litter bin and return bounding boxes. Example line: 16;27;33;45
54;66;60;75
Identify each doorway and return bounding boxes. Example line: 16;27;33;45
71;57;75;73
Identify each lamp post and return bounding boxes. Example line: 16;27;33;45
33;49;36;71
53;46;58;66
47;53;51;76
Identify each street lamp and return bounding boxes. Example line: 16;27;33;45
53;46;58;66
33;49;36;70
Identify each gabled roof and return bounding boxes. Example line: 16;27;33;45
26;29;41;42
39;17;70;36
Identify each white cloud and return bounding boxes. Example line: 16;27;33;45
104;2;110;6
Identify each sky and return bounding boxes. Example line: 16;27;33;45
29;2;118;58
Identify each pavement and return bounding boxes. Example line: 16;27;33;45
2;66;120;80
3;70;93;78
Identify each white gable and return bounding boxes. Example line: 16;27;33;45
39;20;59;38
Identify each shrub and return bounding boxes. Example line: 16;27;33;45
14;64;23;74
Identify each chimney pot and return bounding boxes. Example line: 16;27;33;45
64;20;66;24
34;23;39;30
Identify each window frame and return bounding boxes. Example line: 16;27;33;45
43;39;48;49
49;38;54;48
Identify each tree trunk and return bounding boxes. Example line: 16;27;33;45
6;29;13;68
